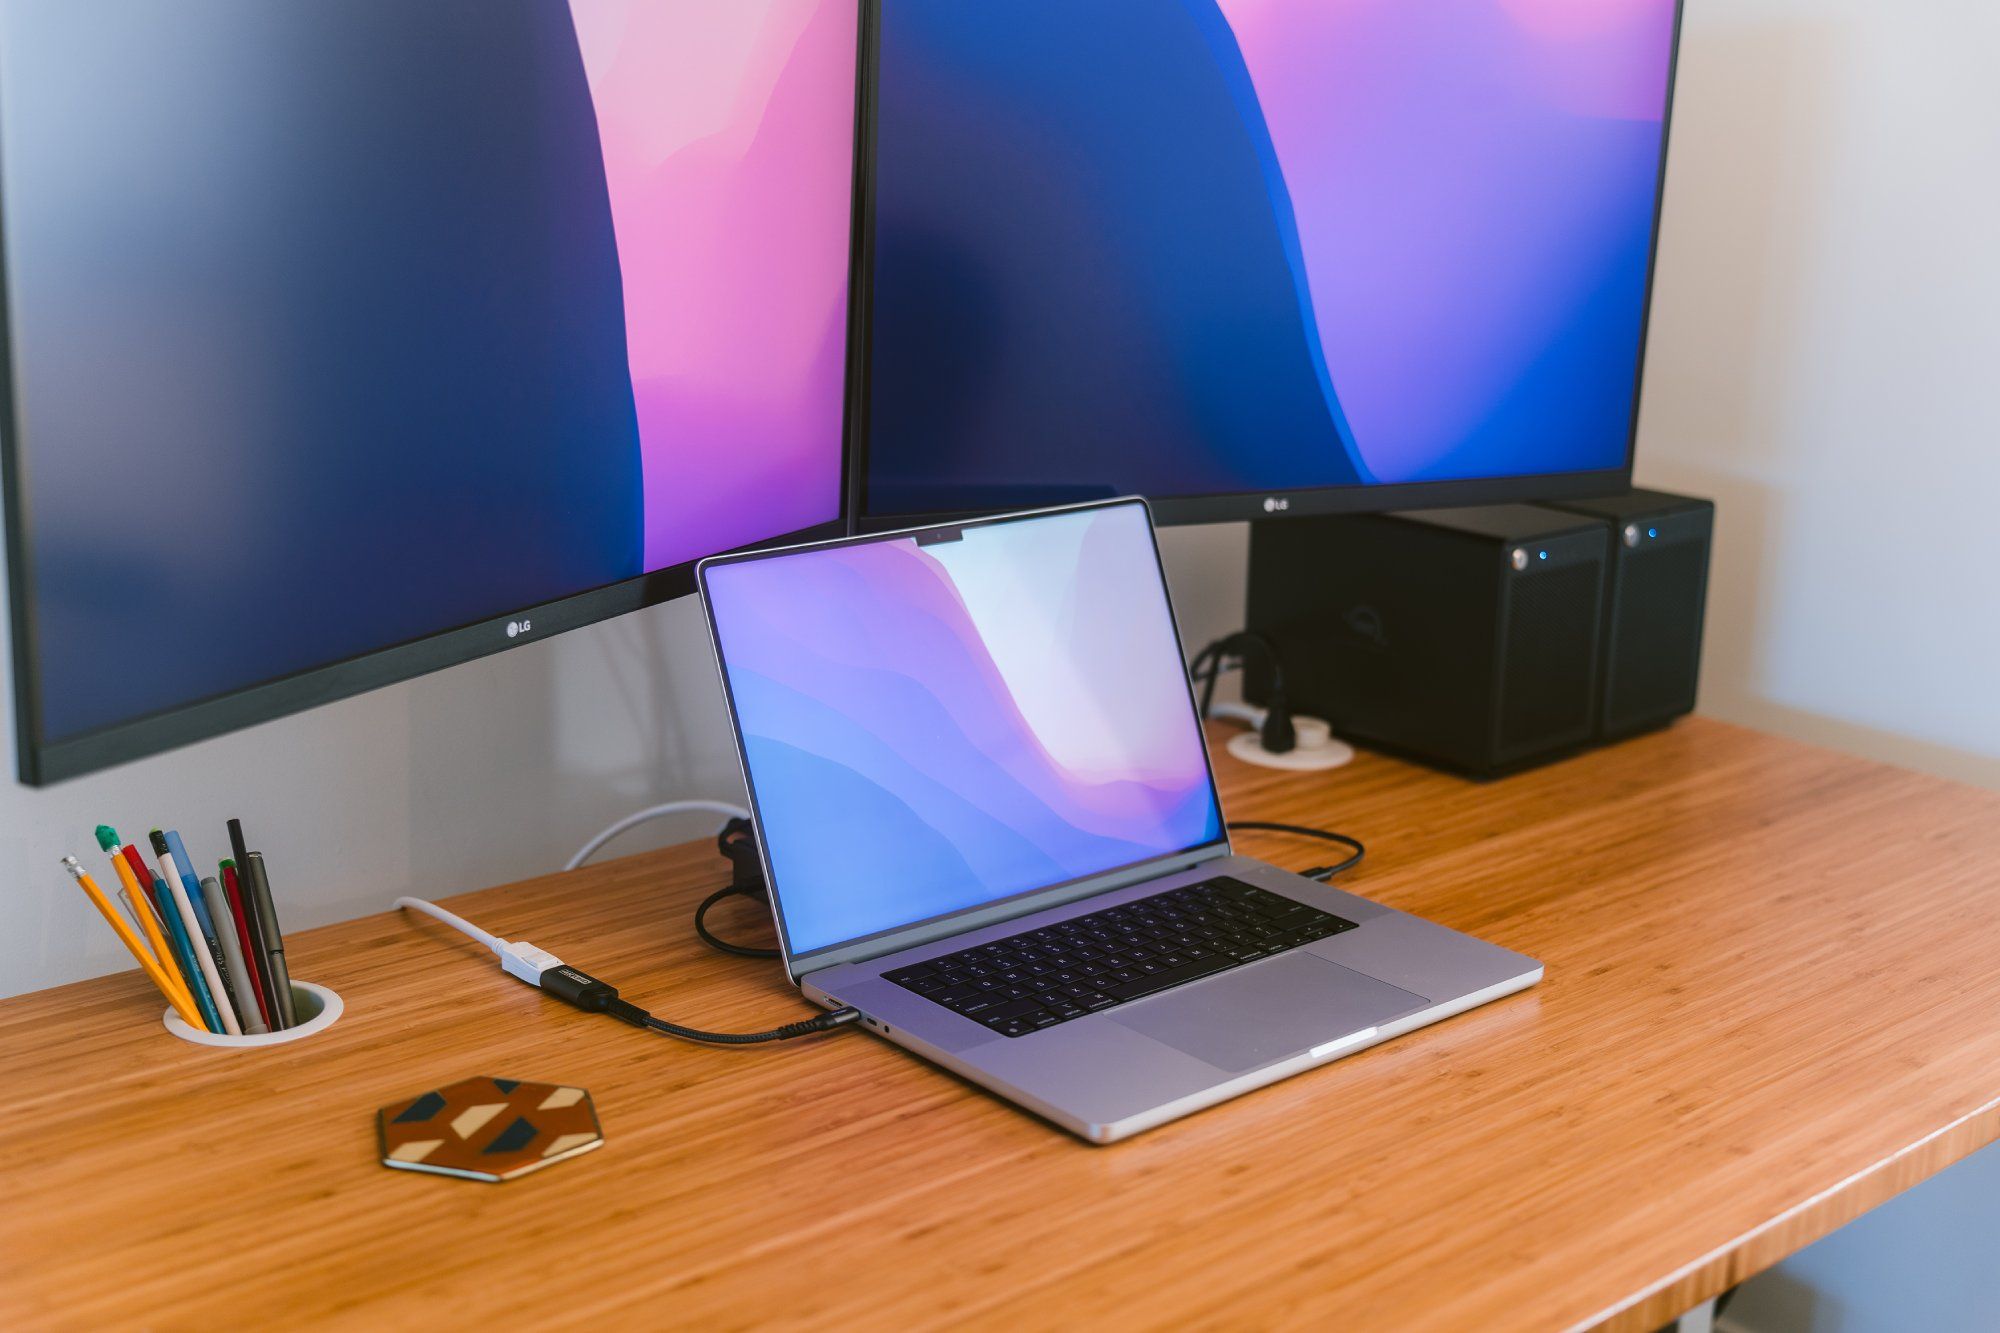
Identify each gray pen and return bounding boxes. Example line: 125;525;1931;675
202;875;268;1035
244;852;296;1028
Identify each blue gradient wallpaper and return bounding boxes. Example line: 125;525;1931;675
705;504;1224;956
865;0;1680;513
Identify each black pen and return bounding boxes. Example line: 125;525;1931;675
244;851;297;1029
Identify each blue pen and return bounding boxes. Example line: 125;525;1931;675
158;829;237;1020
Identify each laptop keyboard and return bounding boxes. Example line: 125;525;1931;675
883;876;1357;1038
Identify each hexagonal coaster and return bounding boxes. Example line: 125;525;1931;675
378;1076;603;1182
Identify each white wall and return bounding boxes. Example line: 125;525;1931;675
1638;0;2000;793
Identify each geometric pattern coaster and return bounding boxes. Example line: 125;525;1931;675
377;1076;603;1182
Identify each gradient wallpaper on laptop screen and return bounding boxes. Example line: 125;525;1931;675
705;505;1225;956
866;0;1679;512
1;0;856;743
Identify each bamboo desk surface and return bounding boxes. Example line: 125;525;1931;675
5;718;2000;1331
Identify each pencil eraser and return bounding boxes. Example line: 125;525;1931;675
94;825;120;852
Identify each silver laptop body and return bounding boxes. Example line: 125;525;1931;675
700;498;1542;1144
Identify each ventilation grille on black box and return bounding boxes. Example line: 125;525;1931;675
1498;562;1599;758
1605;540;1706;731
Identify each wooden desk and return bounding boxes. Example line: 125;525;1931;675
5;718;2000;1330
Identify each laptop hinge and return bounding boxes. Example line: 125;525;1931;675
790;841;1233;982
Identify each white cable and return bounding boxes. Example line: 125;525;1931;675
396;800;752;991
1195;653;1264;728
1206;700;1268;728
393;896;565;986
562;797;750;872
393;896;503;952
396;800;753;988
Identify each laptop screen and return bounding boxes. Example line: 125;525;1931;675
702;501;1226;958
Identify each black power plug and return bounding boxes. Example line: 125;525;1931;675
699;819;780;959
1195;631;1298;755
717;817;768;900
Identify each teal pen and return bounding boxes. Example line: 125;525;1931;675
148;862;223;1032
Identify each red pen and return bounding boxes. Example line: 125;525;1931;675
121;844;163;916
221;859;273;1029
122;842;206;1006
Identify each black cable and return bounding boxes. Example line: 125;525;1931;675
693;817;1365;966
694;884;780;959
641;1009;862;1045
691;816;784;958
537;963;862;1045
499;819;1363;1044
1190;638;1226;720
1225;820;1366;881
1192;633;1273;720
1193;631;1296;752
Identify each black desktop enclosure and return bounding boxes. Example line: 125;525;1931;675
1246;506;1610;777
0;3;879;785
1543;489;1714;739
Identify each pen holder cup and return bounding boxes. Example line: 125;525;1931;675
163;981;343;1048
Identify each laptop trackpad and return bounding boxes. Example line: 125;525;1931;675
1111;953;1428;1074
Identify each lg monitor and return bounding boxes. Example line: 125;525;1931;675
1;0;870;784
858;0;1683;527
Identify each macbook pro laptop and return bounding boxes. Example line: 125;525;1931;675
698;498;1542;1142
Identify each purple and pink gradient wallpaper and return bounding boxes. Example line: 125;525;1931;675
1219;0;1677;483
570;0;857;571
705;504;1225;956
866;0;1680;512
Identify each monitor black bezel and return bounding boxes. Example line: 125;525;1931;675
1;0;881;786
849;0;1685;534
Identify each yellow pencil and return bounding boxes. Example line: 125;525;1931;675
100;835;197;1017
62;856;205;1027
102;840;188;984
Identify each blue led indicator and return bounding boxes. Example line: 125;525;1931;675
1647;527;1658;539
1538;550;1548;561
